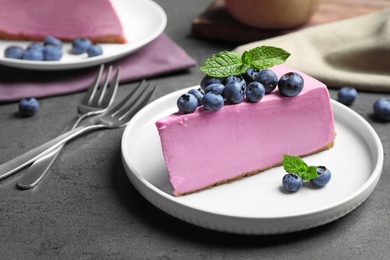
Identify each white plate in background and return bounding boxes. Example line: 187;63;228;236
0;0;166;70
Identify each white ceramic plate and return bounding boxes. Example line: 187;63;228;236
121;87;384;235
0;0;166;70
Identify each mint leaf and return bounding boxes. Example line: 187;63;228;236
282;154;308;174
200;51;247;78
283;154;319;181
249;46;291;70
303;166;319;181
200;46;290;77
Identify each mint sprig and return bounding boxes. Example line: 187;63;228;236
200;46;290;78
282;154;318;181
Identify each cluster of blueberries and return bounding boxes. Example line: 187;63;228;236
4;36;103;61
177;68;305;114
282;166;332;192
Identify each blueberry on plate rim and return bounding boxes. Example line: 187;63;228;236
310;166;332;187
282;173;303;192
87;44;103;57
72;37;92;54
4;46;24;59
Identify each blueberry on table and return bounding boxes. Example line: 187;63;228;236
224;81;245;104
43;36;62;49
373;98;390;121
282;173;303;192
22;49;44;61
18;98;40;117
337;86;357;105
200;75;224;91
202;92;224;111
245;82;265;103
72;37;92;54
87;44;103;57
177;93;198;114
310;166;331;187
255;69;278;94
204;83;225;96
188;88;204;106
278;72;304;97
4;46;24;59
243;68;259;83
43;45;63;61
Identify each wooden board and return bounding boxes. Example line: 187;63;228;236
191;0;390;43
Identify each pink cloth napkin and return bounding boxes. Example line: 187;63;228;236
0;33;196;103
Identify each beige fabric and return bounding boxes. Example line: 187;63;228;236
233;9;390;92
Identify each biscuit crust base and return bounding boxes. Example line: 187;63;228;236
0;31;127;44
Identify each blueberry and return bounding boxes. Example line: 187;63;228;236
22;49;44;61
72;37;92;54
225;75;246;89
282;173;303;192
337;86;357;105
27;42;44;52
245;82;265;103
4;46;24;59
18;98;40;117
200;75;224;91
255;69;278;94
86;44;103;57
43;45;63;61
43;36;62;49
202;92;224;111
373;98;390;121
310;166;331;187
243;68;259;83
177;93;198;114
188;88;204;106
278;72;304;97
224;81;245;104
204;83;225;96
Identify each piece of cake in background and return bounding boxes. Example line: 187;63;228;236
0;0;126;44
156;64;335;196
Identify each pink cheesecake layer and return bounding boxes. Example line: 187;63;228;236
156;65;335;196
0;0;126;43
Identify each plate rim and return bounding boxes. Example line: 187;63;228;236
121;87;384;234
0;0;167;70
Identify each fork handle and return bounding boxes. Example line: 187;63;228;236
17;115;86;189
0;124;102;180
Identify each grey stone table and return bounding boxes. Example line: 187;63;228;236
0;1;389;259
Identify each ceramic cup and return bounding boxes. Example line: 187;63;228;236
225;0;321;29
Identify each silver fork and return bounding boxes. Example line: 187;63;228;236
0;80;157;180
17;64;120;189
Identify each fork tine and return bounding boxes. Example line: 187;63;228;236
99;66;120;108
94;65;112;106
106;79;149;115
119;85;158;122
81;64;104;105
112;81;151;118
